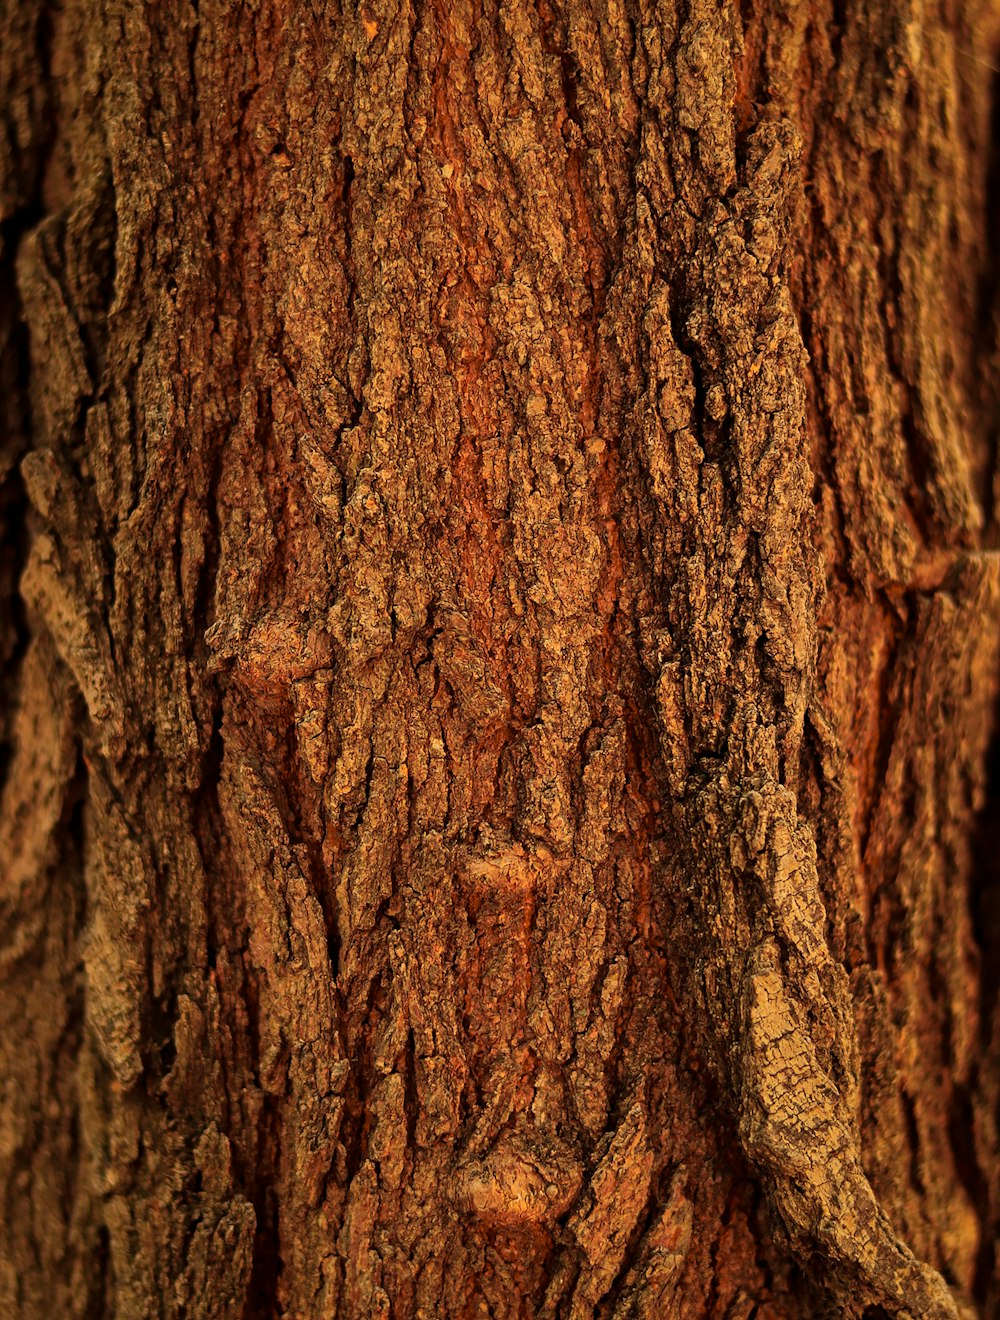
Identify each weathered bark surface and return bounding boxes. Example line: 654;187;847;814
1;0;999;1316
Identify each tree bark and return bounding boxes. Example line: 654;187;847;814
1;0;999;1316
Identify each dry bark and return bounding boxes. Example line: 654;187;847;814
1;0;999;1316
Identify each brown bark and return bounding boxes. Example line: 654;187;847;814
1;0;999;1316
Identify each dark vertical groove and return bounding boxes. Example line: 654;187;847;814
0;0;57;794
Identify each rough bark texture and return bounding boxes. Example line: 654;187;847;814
1;0;999;1316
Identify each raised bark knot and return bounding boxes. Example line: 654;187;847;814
453;1124;583;1223
466;840;544;893
461;837;572;946
205;611;333;704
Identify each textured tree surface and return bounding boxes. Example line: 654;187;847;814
1;0;999;1316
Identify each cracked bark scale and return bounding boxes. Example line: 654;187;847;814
0;0;998;1317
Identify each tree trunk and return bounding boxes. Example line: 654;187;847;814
1;0;998;1315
